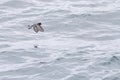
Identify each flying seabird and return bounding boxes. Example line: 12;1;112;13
28;22;44;33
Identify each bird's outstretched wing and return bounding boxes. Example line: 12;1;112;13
33;26;39;33
37;25;44;32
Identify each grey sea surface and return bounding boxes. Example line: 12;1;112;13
0;0;120;80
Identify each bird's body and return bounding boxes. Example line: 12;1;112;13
28;23;44;33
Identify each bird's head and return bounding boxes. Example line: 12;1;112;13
37;22;42;25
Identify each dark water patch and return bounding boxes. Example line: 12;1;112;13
65;51;89;57
100;56;120;66
65;48;91;57
77;45;95;50
39;61;51;65
54;56;89;65
88;55;120;73
103;73;120;80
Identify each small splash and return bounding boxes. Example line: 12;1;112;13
34;45;38;48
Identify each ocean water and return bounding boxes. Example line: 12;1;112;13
0;0;120;80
